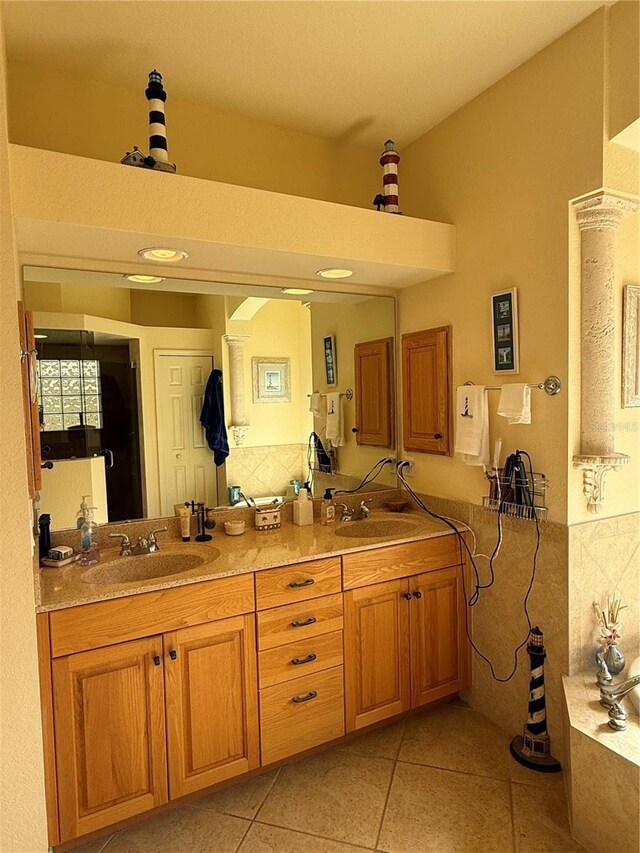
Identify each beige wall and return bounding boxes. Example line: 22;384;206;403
25;278;133;322
608;0;640;140
0;9;48;852
399;9;607;525
7;60;377;209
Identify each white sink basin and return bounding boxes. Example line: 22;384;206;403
81;551;212;585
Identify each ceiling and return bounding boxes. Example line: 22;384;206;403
3;0;606;148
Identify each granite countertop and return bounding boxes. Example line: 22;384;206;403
36;511;458;613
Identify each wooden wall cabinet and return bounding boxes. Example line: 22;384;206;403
344;565;469;732
354;337;394;448
402;326;452;455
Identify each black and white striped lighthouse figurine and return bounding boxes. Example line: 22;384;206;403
379;139;401;213
121;70;177;173
510;627;561;772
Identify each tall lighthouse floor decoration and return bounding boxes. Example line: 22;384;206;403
121;70;177;173
510;626;561;773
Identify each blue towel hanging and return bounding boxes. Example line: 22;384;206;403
200;369;229;466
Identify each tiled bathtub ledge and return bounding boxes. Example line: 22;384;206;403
563;673;639;853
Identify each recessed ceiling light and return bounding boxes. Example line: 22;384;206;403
124;274;165;283
316;268;354;279
138;247;189;262
281;287;314;295
34;333;48;340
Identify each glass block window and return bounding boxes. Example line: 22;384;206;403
36;359;103;431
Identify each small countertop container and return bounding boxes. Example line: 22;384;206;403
224;520;246;536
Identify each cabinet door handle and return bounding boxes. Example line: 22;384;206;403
292;690;318;704
413;591;423;599
288;578;314;589
402;592;412;600
152;655;161;666
291;653;317;666
434;433;443;440
291;616;317;628
169;649;178;660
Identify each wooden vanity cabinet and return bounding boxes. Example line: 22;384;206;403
344;560;470;731
164;615;259;799
52;636;169;841
48;575;259;843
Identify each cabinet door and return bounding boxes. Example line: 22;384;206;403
409;566;470;707
344;579;410;731
52;636;168;842
354;337;394;448
402;326;452;455
164;614;259;799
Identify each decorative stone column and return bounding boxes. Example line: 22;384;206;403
573;192;638;513
223;334;250;446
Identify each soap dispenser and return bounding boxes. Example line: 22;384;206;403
320;488;336;525
76;494;91;529
293;484;314;526
79;507;100;566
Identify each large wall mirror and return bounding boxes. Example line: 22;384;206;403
24;267;397;530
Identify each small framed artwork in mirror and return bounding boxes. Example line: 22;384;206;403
491;288;519;374
252;357;291;403
324;335;337;386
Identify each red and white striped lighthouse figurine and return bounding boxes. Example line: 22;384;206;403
510;626;561;772
121;70;177;173
379;139;401;213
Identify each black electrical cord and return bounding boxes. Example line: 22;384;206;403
397;451;541;683
333;457;394;496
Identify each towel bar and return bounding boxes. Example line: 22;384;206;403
463;376;561;395
307;388;353;400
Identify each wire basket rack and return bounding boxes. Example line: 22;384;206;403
483;468;549;522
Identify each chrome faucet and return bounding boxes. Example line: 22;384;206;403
110;527;167;556
335;499;372;522
109;532;132;557
599;674;640;731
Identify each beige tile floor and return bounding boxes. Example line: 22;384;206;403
76;703;585;853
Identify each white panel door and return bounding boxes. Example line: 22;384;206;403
155;354;217;514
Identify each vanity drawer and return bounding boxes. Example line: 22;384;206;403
342;534;462;590
258;630;344;688
260;665;345;765
257;593;343;650
255;557;342;610
49;573;255;657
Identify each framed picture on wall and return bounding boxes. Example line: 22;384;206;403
323;335;337;386
252;357;291;403
490;288;519;374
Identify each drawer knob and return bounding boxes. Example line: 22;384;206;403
292;690;318;704
152;655;161;666
288;578;315;589
402;592;412;600
169;649;178;660
291;653;317;666
413;591;423;599
291;616;317;628
434;433;443;440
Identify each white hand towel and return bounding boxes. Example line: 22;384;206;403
325;392;345;448
497;383;531;424
454;386;490;467
309;392;322;418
